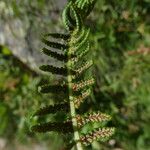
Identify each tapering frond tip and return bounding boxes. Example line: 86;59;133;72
75;0;96;9
62;1;83;31
75;0;97;18
80;127;115;146
62;2;74;31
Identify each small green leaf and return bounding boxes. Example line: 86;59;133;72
31;121;73;134
42;38;69;50
34;102;69;116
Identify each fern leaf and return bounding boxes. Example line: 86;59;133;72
39;65;68;76
31;121;73;134
76;112;111;128
80;127;115;145
78;42;90;58
40;65;76;76
70;28;86;45
68;29;90;56
38;84;67;94
62;2;74;31
44;33;70;40
42;47;68;61
65;4;77;28
69;42;89;58
72;78;95;91
75;60;93;75
34;102;69;116
75;0;95;9
42;38;68;50
75;0;97;18
70;3;82;32
67;60;93;77
74;89;91;108
31;0;115;149
75;29;90;50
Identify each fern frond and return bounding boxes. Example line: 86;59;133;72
71;28;86;45
75;60;93;75
62;2;74;31
42;48;68;61
34;102;69;116
67;60;93;79
75;29;90;50
69;28;90;55
70;4;82;32
78;42;90;58
75;0;97;18
42;38;68;50
44;33;70;40
68;42;90;67
80;127;115;146
75;0;96;9
74;89;91;108
39;65;73;76
31;121;73;134
31;0;115;149
38;84;67;94
72;78;95;91
76;112;111;128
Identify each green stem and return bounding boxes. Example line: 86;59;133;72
70;101;83;150
67;59;83;150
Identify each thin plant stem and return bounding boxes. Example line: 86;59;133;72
67;51;83;150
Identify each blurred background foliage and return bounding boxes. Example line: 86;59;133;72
0;0;150;150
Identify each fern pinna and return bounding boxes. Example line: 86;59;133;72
31;0;115;149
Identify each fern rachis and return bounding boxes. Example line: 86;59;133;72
31;1;115;149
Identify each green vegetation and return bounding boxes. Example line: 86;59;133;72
0;0;150;150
